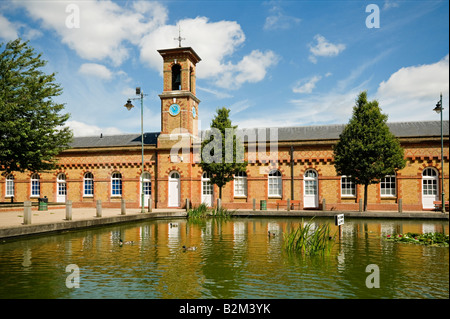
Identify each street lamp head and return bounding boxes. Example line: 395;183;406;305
124;99;134;111
433;101;442;114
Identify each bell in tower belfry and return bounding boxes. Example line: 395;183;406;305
172;64;181;90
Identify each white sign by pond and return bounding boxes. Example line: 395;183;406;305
335;214;344;226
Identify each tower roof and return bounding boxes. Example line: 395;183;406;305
157;47;201;64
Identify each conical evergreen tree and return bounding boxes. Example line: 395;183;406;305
0;39;72;175
200;107;247;200
333;91;406;211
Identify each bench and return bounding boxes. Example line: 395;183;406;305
433;201;449;211
276;200;302;210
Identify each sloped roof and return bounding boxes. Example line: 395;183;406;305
69;132;160;148
70;121;448;148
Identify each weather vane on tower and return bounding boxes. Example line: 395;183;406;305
174;25;185;47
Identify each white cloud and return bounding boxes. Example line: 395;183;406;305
293;75;322;94
140;17;245;78
264;5;301;30
376;54;449;121
139;17;278;89
15;0;168;66
0;14;19;40
78;63;113;80
308;34;345;64
66;120;123;137
219;49;279;89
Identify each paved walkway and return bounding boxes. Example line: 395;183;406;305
0;207;185;228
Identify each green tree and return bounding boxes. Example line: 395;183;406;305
333;91;406;211
0;39;73;176
200;107;247;200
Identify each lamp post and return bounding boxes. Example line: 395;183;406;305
124;87;148;213
433;93;445;213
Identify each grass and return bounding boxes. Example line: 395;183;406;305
283;218;336;256
187;203;234;221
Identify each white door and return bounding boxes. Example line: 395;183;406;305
422;167;439;209
202;172;214;207
57;173;67;203
304;170;318;208
168;172;180;207
140;172;151;208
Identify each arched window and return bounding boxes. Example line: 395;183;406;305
202;172;214;204
141;172;151;196
422;168;438;196
172;64;181;90
57;173;67;201
234;171;247;197
111;172;122;196
30;173;40;197
5;174;14;197
84;172;94;197
268;170;282;197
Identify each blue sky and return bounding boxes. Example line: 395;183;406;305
1;0;448;137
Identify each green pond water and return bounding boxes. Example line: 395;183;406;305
0;217;448;299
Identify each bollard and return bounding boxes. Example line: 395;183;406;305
252;198;256;211
287;198;290;211
23;201;32;225
398;198;403;213
186;198;190;211
96;200;102;217
66;200;73;220
217;198;222;210
148;198;152;213
322;198;326;211
121;199;126;215
359;199;363;212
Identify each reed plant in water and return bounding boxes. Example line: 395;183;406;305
283;218;336;255
187;203;208;219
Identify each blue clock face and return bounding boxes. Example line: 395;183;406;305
169;103;180;116
192;106;196;118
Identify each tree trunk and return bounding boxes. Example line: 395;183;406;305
219;186;222;200
364;183;368;212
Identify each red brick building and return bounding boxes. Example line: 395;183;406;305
1;46;449;211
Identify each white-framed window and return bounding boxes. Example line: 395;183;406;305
30;173;40;197
268;170;282;197
57;173;67;196
380;175;396;197
5;174;14;197
84;172;94;196
111;172;122;196
202;172;213;196
142;172;151;196
234;171;248;197
304;169;318;195
422;167;438;196
341;176;355;197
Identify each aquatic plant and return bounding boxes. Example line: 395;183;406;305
187;203;209;219
283;219;336;256
385;232;449;247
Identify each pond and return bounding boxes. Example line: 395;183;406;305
0;217;448;299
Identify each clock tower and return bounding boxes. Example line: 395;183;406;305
158;46;201;138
